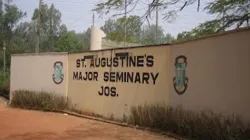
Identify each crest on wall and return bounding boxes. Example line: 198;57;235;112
53;61;64;84
173;55;188;95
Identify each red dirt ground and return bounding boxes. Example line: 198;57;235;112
0;98;176;140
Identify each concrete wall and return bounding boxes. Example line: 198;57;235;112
9;28;250;121
169;28;250;120
67;46;170;117
10;53;68;98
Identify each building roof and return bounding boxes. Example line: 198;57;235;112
102;39;141;49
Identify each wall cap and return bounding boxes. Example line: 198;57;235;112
171;26;250;45
11;52;68;56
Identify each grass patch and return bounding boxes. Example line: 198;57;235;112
128;104;250;140
10;90;69;111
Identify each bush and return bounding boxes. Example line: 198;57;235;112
0;80;10;99
10;90;69;111
129;104;250;140
0;70;10;98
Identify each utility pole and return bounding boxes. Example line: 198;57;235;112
3;42;6;78
36;0;42;53
151;0;161;44
155;0;159;44
92;13;95;26
49;9;53;51
124;0;127;47
2;0;6;78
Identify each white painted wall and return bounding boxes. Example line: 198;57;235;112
10;53;68;99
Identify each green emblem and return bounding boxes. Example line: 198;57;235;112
173;55;188;95
53;61;64;84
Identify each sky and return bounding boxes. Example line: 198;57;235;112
13;0;216;37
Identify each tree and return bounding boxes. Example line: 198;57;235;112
101;15;142;43
94;0;202;21
101;15;175;45
101;19;117;41
0;0;26;69
95;0;250;39
32;4;63;52
31;3;90;53
176;31;194;41
164;33;175;43
205;0;250;31
140;25;174;45
0;0;26;45
76;28;91;51
176;18;223;41
55;31;85;53
10;22;31;53
141;25;164;45
117;15;142;43
58;24;67;36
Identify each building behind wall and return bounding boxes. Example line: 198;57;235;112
102;39;141;49
91;25;141;50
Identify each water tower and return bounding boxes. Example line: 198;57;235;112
90;26;106;51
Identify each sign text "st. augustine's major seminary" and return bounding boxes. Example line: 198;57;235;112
73;53;159;97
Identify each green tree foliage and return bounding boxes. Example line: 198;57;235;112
117;15;142;43
0;0;26;69
177;0;250;41
1;0;26;43
31;3;88;52
205;0;250;30
101;19;117;41
10;22;31;53
141;25;174;45
94;0;201;20
32;4;62;51
54;31;85;53
164;33;175;43
76;28;91;50
101;15;142;43
58;24;67;36
0;2;91;80
176;20;221;41
95;0;250;42
101;16;174;45
141;25;164;45
178;0;250;41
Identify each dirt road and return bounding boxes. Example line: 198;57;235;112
0;98;175;140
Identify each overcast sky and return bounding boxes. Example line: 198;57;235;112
13;0;216;37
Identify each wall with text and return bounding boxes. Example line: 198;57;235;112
10;53;68;99
67;46;170;117
9;28;250;121
169;28;250;120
